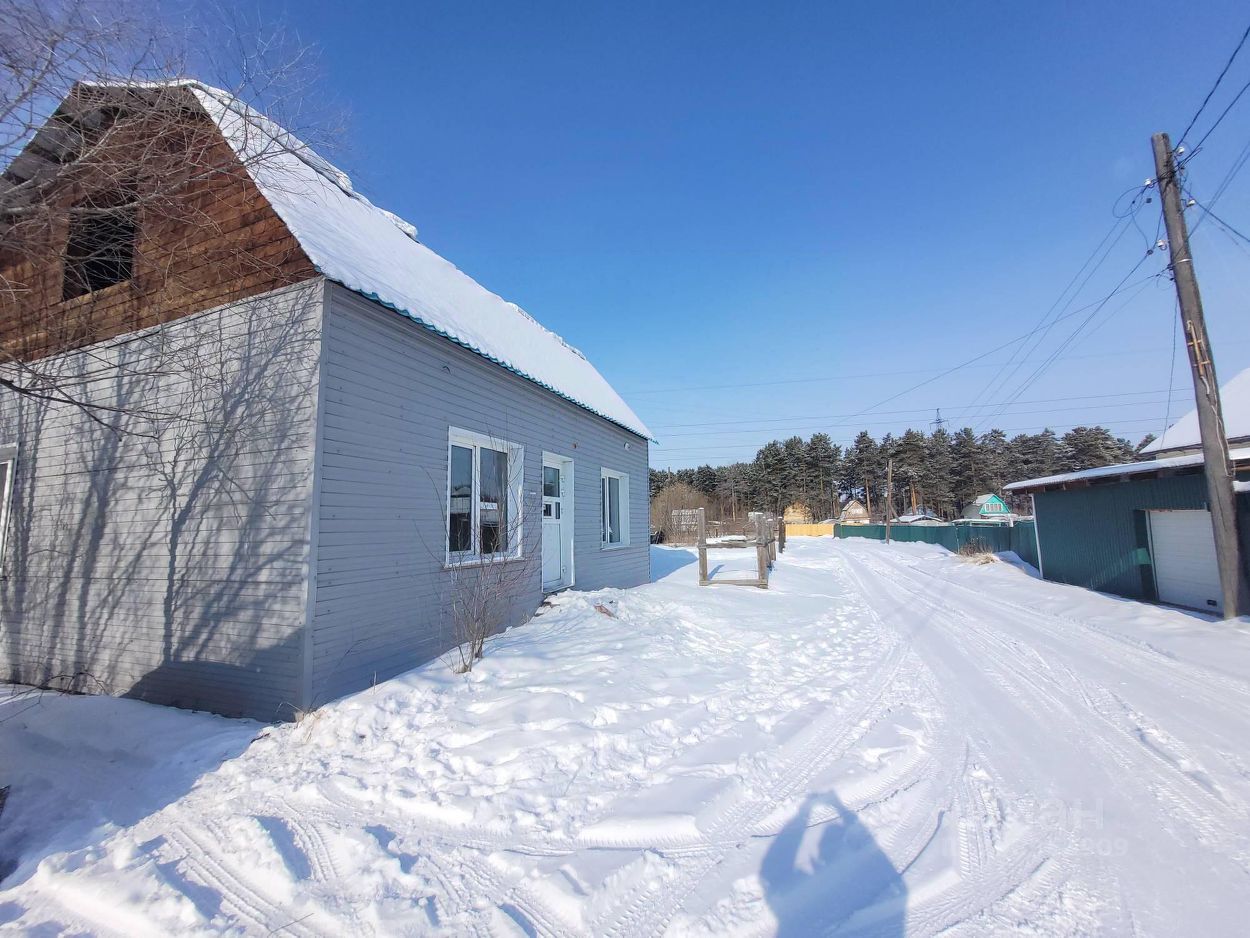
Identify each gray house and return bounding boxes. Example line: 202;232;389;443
0;81;652;720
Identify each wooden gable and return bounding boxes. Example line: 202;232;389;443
0;84;315;364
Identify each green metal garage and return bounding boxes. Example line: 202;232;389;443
1006;449;1250;616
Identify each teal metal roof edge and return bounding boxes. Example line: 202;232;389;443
324;274;657;444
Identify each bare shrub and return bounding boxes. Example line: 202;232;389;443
422;436;541;674
650;482;708;544
957;539;998;564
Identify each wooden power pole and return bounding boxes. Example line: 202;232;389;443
1152;132;1249;618
885;460;894;544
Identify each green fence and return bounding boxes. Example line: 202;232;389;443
837;521;1039;569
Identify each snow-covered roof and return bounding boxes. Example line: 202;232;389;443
1006;445;1250;492
147;81;651;439
894;512;946;524
1140;365;1250;455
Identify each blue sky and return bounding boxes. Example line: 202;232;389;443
268;0;1250;469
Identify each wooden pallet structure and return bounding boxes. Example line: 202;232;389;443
696;507;784;589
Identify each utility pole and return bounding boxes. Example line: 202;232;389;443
1152;132;1249;618
885;459;894;544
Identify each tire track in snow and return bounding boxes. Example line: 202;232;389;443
845;547;1250;873
588;620;914;938
158;818;320;937
882;548;1250;709
835;552;1060;933
870;551;1249;834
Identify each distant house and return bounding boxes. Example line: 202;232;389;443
962;494;1011;521
783;503;814;524
892;509;947;526
0;81;652;720
1006;365;1250;616
839;498;870;524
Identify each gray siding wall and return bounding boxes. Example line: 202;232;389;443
310;285;649;704
0;281;324;720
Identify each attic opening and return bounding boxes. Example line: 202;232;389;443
63;190;136;300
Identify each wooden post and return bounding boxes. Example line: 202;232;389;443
885;459;893;544
756;517;770;588
697;507;709;586
779;515;787;553
1152;132;1249;618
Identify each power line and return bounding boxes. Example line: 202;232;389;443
623;273;1161;397
1177;20;1250;148
657;398;1184;440
797;270;1165;433
1191;76;1250;154
1161;296;1180;441
957;209;1141;423
971;255;1160;433
1186;192;1250;246
647;387;1192;430
965;215;1141;423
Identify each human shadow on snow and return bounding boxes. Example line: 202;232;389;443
761;791;906;937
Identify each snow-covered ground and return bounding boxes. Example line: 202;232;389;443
3;538;1250;935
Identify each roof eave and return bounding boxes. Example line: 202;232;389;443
330;277;656;443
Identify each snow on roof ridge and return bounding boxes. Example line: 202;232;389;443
1005;445;1250;491
181;82;423;243
83;78;650;438
1141;364;1250;455
504;302;589;361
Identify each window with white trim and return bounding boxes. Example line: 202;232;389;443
0;449;15;569
601;468;629;547
447;428;524;563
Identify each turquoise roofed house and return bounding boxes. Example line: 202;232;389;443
962;494;1010;521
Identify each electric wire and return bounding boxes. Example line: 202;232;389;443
1161;297;1180;442
1185;191;1250;247
1190;76;1250;155
648;387;1189;430
956;200;1143;423
658;398;1186;440
1177;20;1250;149
970;252;1161;433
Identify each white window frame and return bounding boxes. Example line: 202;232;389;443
446;428;524;566
0;445;14;570
601;468;630;549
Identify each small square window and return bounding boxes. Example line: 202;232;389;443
63;194;136;300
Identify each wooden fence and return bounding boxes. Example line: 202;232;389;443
696;507;783;589
785;523;835;537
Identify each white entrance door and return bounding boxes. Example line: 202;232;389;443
542;456;573;592
1149;509;1223;614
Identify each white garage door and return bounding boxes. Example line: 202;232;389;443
1148;509;1223;615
